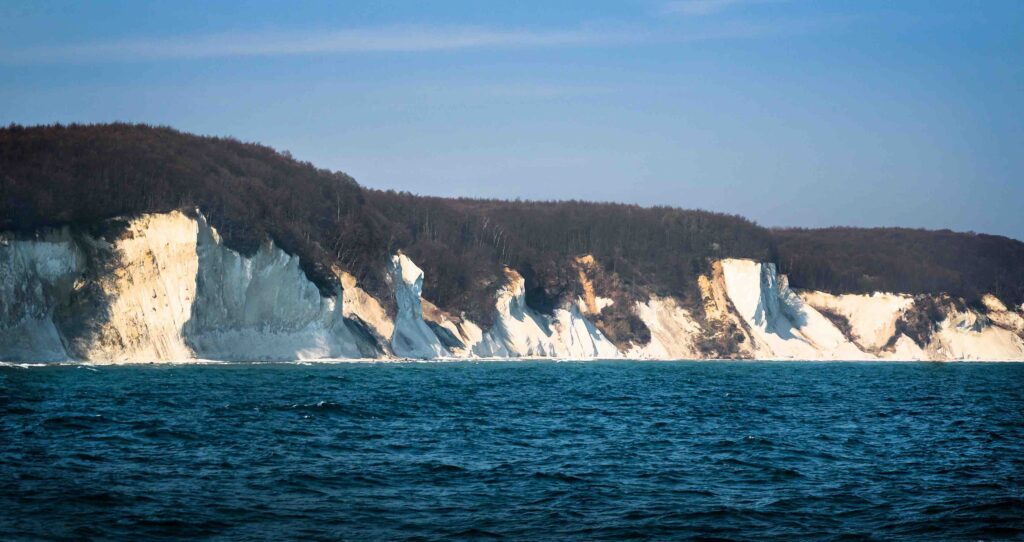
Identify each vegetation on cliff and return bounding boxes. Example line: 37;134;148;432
775;227;1024;312
3;123;1022;337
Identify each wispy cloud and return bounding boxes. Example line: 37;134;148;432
662;0;780;17
0;12;853;65
1;25;633;64
426;82;617;100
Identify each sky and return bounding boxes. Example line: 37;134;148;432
1;0;1022;239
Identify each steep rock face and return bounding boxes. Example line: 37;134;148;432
335;268;393;357
719;259;867;359
0;230;83;361
800;291;913;352
573;255;614;316
471;268;619;358
886;335;929;361
626;296;702;359
57;212;200;362
548;303;622;359
798;289;1024;361
697;261;756;358
421;298;481;357
184;215;364;360
387;253;449;359
981;294;1024;335
2;212;1023;363
925;303;1024;361
731;262;1024;361
0;212;369;362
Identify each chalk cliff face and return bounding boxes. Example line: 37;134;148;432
719;259;867;360
2;212;1022;363
626;296;702;360
0;230;83;361
185;214;366;361
58;212;200;362
465;268;620;359
387;253;450;359
925;304;1024;361
799;291;914;352
1;212;372;362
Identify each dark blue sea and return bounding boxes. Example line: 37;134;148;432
2;361;1023;541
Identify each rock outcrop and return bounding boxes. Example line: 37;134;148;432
2;212;1022;363
387;253;450;359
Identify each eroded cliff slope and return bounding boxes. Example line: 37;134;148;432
3;212;1022;362
3;124;1022;362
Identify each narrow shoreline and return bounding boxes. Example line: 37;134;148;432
4;358;1024;369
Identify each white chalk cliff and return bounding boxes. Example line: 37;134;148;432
468;268;620;359
387;253;449;359
0;212;371;362
719;259;867;360
0;229;83;361
185;214;366;361
2;212;1022;363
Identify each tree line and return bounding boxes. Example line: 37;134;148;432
3;123;1021;332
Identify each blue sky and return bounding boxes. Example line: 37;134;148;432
2;1;1022;238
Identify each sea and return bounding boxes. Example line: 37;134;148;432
1;360;1022;541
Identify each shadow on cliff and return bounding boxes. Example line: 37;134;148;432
53;220;132;360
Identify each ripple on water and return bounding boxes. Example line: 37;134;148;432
1;360;1023;541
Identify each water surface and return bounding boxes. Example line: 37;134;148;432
2;361;1022;540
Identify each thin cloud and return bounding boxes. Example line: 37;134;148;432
1;25;634;64
439;83;617;100
662;0;781;16
0;13;853;65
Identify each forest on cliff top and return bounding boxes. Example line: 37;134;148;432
2;123;1022;326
